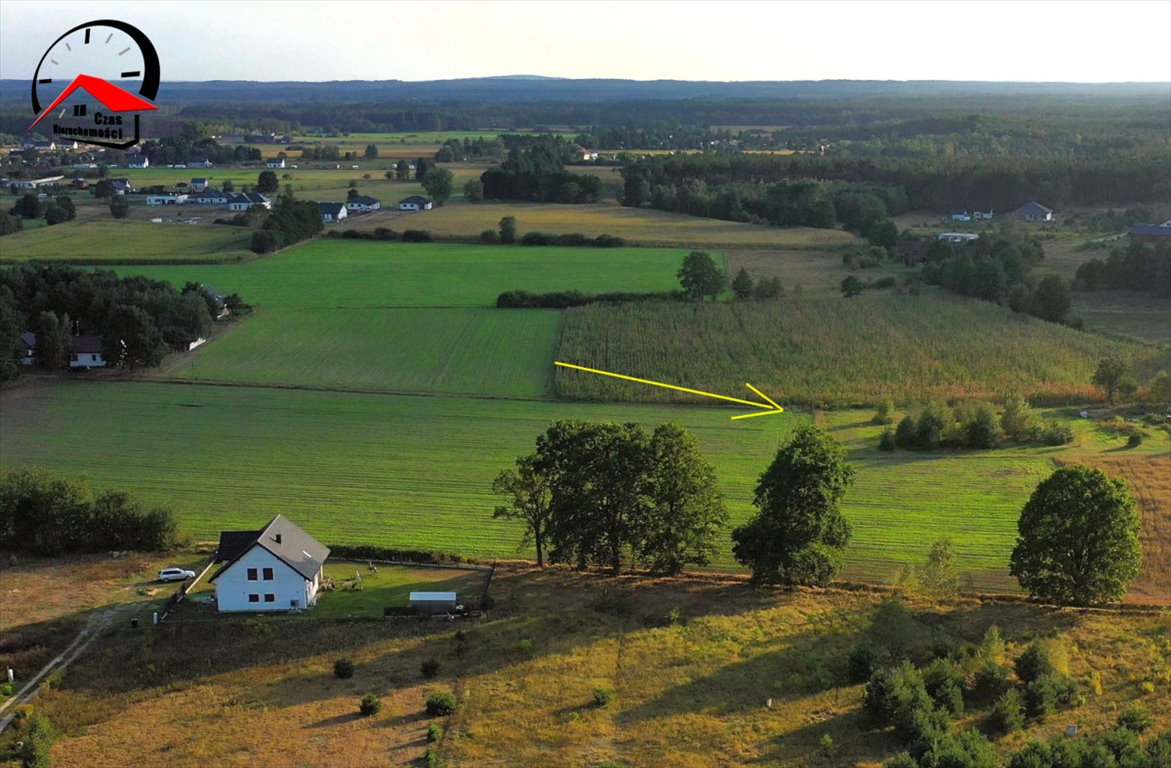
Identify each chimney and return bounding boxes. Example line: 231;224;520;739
273;533;282;544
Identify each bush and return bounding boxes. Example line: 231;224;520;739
1040;420;1074;446
1024;673;1081;718
359;692;381;717
873;399;896;425
878;428;896;451
1127;433;1143;448
427;722;444;743
1117;705;1151;733
864;661;923;724
333;658;354;679
1014;642;1054;684
593;234;625;248
592;686;615;708
923;659;965;715
421;658;440;678
883;753;918;768
402;229;432;242
372;227;398;241
479;229;499;243
848;642;886;683
520;231;557;246
425;746;441;768
894;416;918;448
970;660;1010;704
19;710;55;768
991;689;1025;733
425;691;458;716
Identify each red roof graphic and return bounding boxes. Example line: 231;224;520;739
30;73;157;129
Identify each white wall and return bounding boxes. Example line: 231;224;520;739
215;546;320;612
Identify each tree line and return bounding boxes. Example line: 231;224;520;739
480;136;601;204
1;468;184;555
1076;238;1171;297
249;190;325;253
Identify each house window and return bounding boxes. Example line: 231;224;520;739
248;594;259;603
264;594;275;603
262;567;274;581
247;567;258;581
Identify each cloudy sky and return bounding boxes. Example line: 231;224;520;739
1;0;1168;83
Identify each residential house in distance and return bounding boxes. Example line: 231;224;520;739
318;202;348;223
19;332;37;366
399;195;433;211
1127;220;1171;244
194;188;230;205
973;210;994;220
128;155;150;169
579;149;599;162
147;193;189;206
227;192;271;211
108;178;133;195
70;335;107;368
948;211;971;222
345;195;381;214
1014;201;1053;222
13;176;65;190
191;178;210;191
265;157;286;169
938;232;980;244
187;156;213;168
210;515;330;612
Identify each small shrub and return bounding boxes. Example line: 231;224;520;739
970;661;1010;704
479;229;499;243
894;416;918;448
402;229;432;242
427;722;445;742
990;689;1025;733
590;588;629;616
923;659;965;716
334;658;354;679
519;638;533;654
426;691;458;716
592;686;615;708
425;745;441;768
421;658;440;679
1040;420;1074;446
884;753;918;768
1015;642;1054;684
878;428;896;451
1127;433;1143;448
1024;673;1081;718
873;399;896;425
819;733;835;757
1117;705;1151;733
359;692;381;717
848;642;886;683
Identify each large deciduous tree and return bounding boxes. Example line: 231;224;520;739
1092;356;1128;404
1009;466;1140;606
422;168;454;205
257;170;279;194
678;251;725;301
732;425;856;586
492;455;553;568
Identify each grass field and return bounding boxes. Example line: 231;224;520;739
110;240;686;308
344;201;861;249
162;307;561;398
554;295;1167;407
5;567;1168;767
0;219;254;264
5;380;1166;596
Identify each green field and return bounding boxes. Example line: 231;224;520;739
554;295;1166;406
8;379;1159;592
112;240;686;308
0;219;254;263
166;307;560;398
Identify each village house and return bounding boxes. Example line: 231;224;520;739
399;195;433;211
128;156;150;169
13;176;65;190
1127;220;1171;244
191;178;210;191
227;192;271;211
147;193;189;206
108;178;134;195
194;188;230;205
20;333;109;368
318;202;348;223
265;157;286;169
938;232;980;244
345;195;381;214
210;515;330;612
1014;201;1053;222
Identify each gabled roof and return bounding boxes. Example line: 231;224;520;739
20;332;36;350
73;335;103;354
1128;222;1171;237
347;195;380;205
210;514;329;583
216;529;260;562
318;202;346;215
1013;201;1052;216
400;195;432;205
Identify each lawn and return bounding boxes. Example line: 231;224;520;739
5;380;1166;596
0;219;254;264
312;562;490;619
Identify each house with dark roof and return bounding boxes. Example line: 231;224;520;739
265;157;286;169
70;335;107;368
227;192;271;211
318;202;348;223
1013;201;1053;222
345;195;381;213
194;188;230;205
210;515;330;612
109;178;133;195
1128;220;1171;243
19;332;37;366
399;195;433;211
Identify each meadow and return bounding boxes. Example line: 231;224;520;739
5;379;1165;595
4;567;1168;767
0;219;254;264
554;295;1167;407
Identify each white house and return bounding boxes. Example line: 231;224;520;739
1014;201;1053;222
109;178;133;195
210;515;330;613
265;157;286;169
128;156;150;169
949;212;971;222
318;202;347;223
13;176;65;190
147;193;189;206
194;189;230;205
399;195;433;211
938;232;980;244
579;149;599;161
345;195;381;213
191;178;210;191
227;192;271;211
70;335;107;368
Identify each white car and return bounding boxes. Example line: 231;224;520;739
158;567;195;583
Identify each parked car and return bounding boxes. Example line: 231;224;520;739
158;567;195;583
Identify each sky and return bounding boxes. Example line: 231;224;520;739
0;0;1169;84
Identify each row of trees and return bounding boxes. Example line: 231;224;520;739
1076;238;1171;297
1;469;184;555
250;191;324;254
878;397;1073;452
480;136;602;203
8;193;77;227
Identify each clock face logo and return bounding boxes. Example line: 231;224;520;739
29;19;160;149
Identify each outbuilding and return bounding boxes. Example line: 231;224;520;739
410;591;458;615
399;195;433;212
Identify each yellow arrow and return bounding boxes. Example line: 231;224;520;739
554;361;784;420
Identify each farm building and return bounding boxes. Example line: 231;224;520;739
410;591;458;615
147;193;189;206
938;232;979;243
210;515;330;613
345;195;381;213
265;157;286;169
399;195;433;211
227;192;271;211
1128;220;1171;243
13;176;65;190
1014;201;1053;222
318;202;348;223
